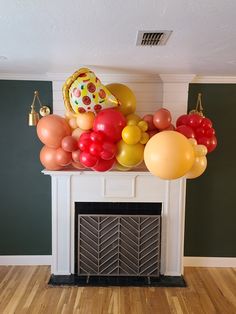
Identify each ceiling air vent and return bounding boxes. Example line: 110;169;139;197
136;30;172;46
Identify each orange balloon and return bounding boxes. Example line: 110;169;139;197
76;112;95;130
40;146;63;170
144;131;195;179
72;161;86;170
72;128;87;140
56;148;72;166
37;114;71;148
186;156;207;179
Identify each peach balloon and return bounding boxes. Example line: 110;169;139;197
40;146;63;170
69;117;78;129
37;114;71;148
186;156;207;179
56;148;72;166
76;112;95;130
72;128;88;140
72;161;86;170
144;131;195;180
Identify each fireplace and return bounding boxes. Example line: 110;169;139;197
43;169;186;286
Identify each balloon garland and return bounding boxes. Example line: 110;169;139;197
36;68;217;180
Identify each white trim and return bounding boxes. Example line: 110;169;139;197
184;257;236;267
0;255;52;265
0;73;52;81
159;74;196;83
193;76;236;84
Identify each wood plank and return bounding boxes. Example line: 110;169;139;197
0;266;235;313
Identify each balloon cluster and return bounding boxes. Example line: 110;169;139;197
36;68;218;181
176;113;217;153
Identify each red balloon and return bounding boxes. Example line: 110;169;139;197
72;149;82;163
100;142;117;160
147;129;159;138
78;138;91;152
93;108;126;142
142;114;156;131
40;146;63;170
61;136;78;152
176;125;195;139
198;136;217;153
163;123;175;131
176;114;188;127
37;114;71;148
153;108;172;130
79;151;98;168
56;148;72;166
201;118;213;130
187;114;203;129
205;128;215;138
195;127;205;140
89;142;102;157
92;157;116;172
90;131;106;142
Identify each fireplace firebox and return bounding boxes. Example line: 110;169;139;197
75;202;162;279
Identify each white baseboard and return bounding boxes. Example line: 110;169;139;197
184;257;236;267
0;255;52;265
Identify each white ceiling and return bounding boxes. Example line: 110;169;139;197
1;0;236;76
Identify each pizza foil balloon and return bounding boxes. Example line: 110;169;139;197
62;68;119;115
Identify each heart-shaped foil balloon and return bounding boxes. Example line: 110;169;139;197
62;68;119;115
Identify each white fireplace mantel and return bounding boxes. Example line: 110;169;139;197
43;170;186;277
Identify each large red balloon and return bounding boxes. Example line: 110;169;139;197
37;115;71;148
176;125;195;139
93;108;126;142
153;108;172;130
40;146;63;170
92;157;116;172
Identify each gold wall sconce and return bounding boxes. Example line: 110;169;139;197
28;90;51;126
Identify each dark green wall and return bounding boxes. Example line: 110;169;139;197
0;80;52;255
184;84;236;257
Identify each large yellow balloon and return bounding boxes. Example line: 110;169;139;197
116;140;144;167
144;131;195;180
186;156;207;179
106;83;136;116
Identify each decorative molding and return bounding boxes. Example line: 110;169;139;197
159;74;196;83
184;257;236;267
0;255;52;265
0;73;52;81
193;76;236;84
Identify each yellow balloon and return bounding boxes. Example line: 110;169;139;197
113;162;132;171
106;83;136;116
116;140;144;167
186;156;207;179
138;121;148;132
126;114;141;125
194;144;208;157
140;132;149;144
188;138;197;146
122;125;142;145
144;131;195;180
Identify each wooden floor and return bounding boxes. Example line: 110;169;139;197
0;267;235;313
